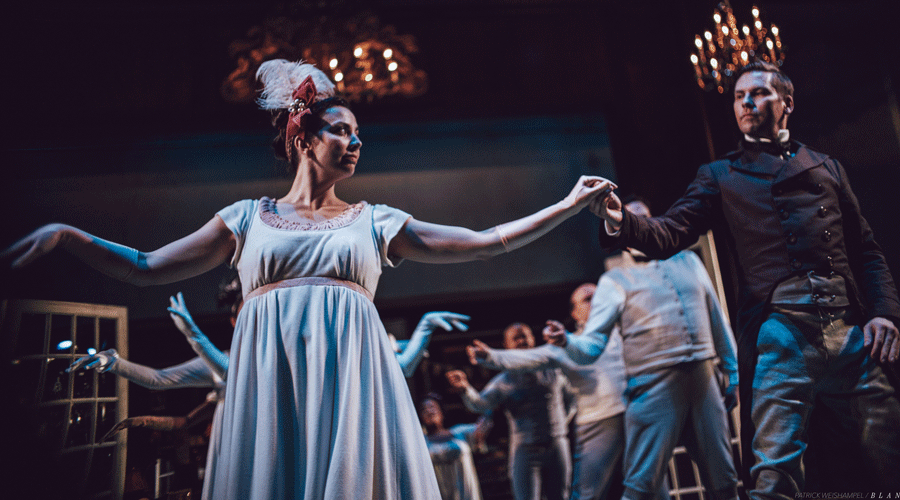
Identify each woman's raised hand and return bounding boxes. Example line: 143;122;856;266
1;224;70;269
168;292;202;340
562;176;617;211
415;311;471;336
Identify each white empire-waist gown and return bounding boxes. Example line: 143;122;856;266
208;197;440;499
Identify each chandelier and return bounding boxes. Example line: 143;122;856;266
222;12;427;104
689;1;785;93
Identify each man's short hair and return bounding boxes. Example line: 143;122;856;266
620;193;652;213
734;61;793;98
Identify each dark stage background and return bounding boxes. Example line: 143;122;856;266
2;0;899;498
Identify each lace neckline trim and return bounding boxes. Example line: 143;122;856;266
258;197;367;231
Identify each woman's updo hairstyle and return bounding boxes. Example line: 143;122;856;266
256;59;350;166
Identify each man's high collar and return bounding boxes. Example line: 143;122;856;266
739;129;794;159
744;129;790;145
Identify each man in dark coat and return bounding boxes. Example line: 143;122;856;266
590;61;900;499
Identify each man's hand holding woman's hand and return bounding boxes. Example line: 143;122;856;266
589;190;624;232
563;176;617;211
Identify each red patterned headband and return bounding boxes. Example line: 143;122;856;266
285;76;317;145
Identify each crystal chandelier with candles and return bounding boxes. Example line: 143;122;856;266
222;11;427;104
689;1;785;93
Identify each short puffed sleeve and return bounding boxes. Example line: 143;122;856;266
215;199;258;268
371;204;412;268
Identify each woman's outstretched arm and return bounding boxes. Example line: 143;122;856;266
388;176;615;264
2;215;235;286
69;351;218;390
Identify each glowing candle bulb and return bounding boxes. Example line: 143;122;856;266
353;46;363;58
334;72;344;82
388;61;398;71
383;48;393;59
329;58;338;69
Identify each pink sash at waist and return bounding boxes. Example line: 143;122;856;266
244;277;374;302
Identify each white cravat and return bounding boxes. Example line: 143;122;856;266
744;129;790;144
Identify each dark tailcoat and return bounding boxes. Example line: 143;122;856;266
599;139;900;482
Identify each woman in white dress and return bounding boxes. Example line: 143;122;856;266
2;59;615;499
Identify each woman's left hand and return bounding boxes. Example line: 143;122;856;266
562;176;617;211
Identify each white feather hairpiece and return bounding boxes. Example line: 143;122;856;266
255;59;337;111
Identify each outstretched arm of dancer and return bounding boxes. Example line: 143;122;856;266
446;369;505;414
389;176;615;263
1;215;236;286
168;292;229;380
545;274;625;365
466;335;564;372
396;311;470;377
101;415;188;442
101;398;217;442
69;350;218;390
449;415;494;454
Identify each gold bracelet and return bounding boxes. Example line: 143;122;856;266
495;225;511;253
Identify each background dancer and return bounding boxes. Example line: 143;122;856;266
476;198;740;500
420;392;493;500
465;283;631;500
447;322;574;500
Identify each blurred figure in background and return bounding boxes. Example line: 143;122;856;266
544;199;740;500
420;392;492;500
466;283;629;500
446;322;574;500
